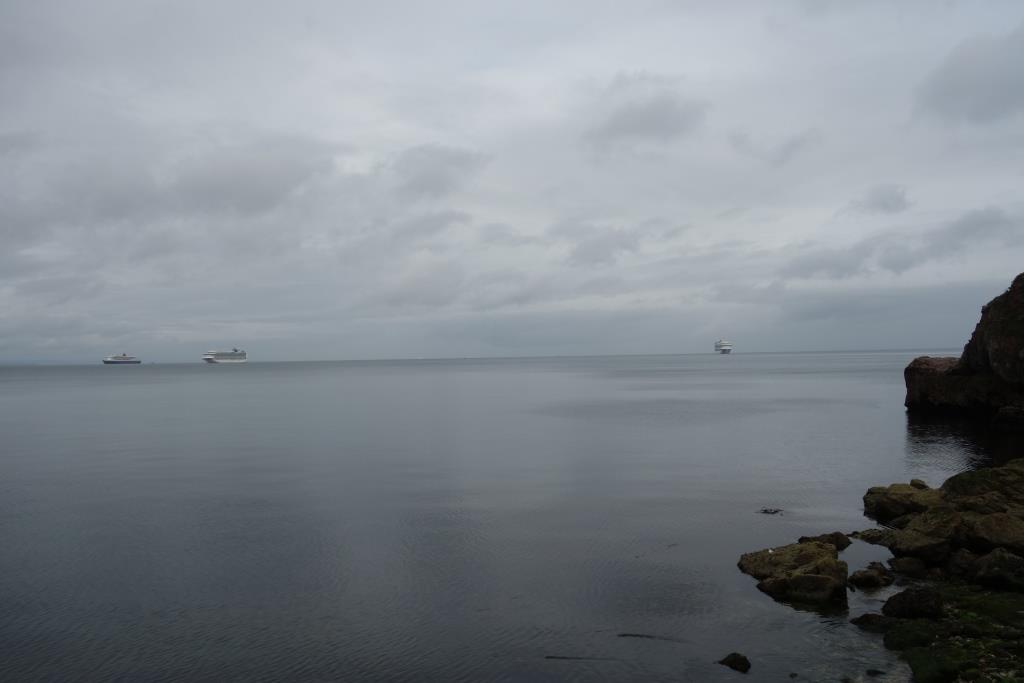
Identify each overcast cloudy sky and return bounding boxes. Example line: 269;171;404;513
2;1;1023;362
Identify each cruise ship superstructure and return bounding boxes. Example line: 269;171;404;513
714;340;733;354
202;348;248;364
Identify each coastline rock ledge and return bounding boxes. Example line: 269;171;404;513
904;272;1024;429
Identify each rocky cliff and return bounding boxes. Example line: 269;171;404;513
905;273;1024;429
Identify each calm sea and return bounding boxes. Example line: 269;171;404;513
0;352;1013;681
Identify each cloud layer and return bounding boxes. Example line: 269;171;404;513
1;1;1023;361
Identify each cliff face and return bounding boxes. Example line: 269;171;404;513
958;272;1024;384
905;273;1024;428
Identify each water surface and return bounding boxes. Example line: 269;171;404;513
0;352;1007;681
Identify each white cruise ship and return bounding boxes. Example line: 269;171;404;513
103;353;141;365
202;348;248;364
714;340;733;354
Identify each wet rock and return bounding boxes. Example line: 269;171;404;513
849;562;895;589
886;513;916;529
865;669;885;677
797;531;851;551
972;547;1024;591
738;541;848;605
888;556;928;578
863;483;943;524
944;548;979;578
882;619;943;651
962;511;1024;555
887;529;951;564
993;404;1024;431
718;652;750;673
941;461;1024;514
882;587;944;620
850;528;896;546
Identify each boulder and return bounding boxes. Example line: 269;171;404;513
945;548;980;578
849;562;895;589
941;461;1024;514
882;587;944;620
961;511;1024;555
737;541;848;605
863;483;943;524
972;548;1024;591
888;556;928;578
797;531;851;551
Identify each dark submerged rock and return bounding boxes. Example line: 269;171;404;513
717;652;750;673
882;587;944;620
850;613;895;634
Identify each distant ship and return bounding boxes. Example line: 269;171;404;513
714;340;733;354
202;348;248;364
103;353;141;365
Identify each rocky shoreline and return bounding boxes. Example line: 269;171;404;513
735;273;1024;682
737;460;1024;682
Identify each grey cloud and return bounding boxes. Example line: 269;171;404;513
168;136;337;215
588;94;706;145
730;128;821;166
391;145;486;199
377;260;466;309
390;210;471;242
782;241;876;279
782;207;1021;280
917;21;1024;124
477;223;543;247
585;74;707;149
547;218;686;267
0;130;37;155
848;184;911;214
925;207;1019;258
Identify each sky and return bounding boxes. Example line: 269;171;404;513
2;0;1023;362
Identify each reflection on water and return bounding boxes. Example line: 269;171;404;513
906;413;1024;471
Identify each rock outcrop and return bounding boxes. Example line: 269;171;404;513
852;461;1024;682
858;459;1024;580
737;541;848;606
905;272;1024;427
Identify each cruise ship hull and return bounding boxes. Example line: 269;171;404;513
203;358;247;364
103;359;141;364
